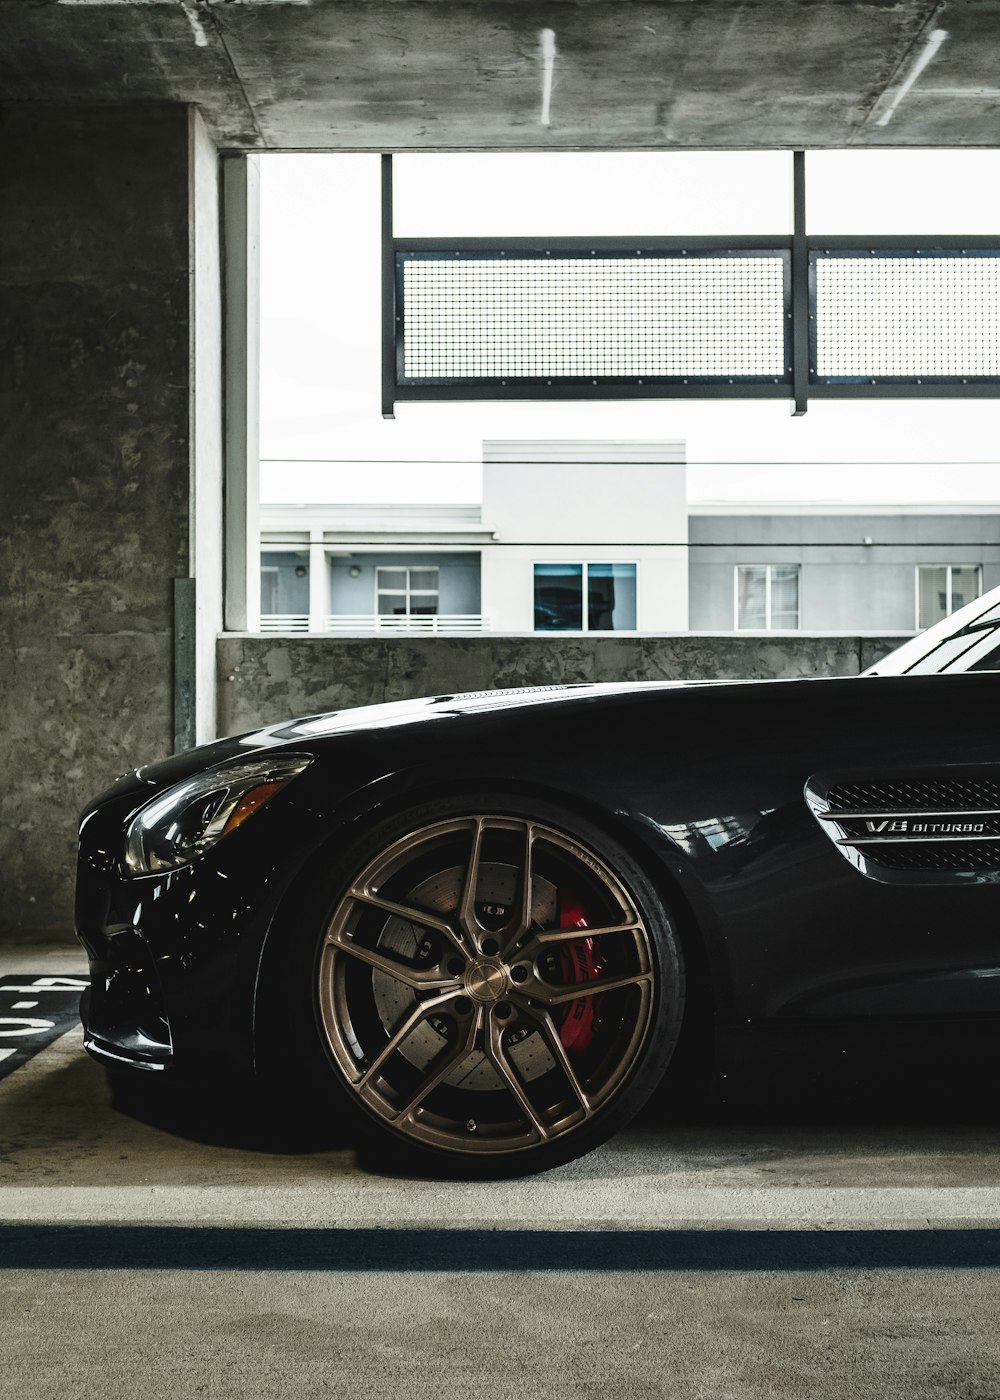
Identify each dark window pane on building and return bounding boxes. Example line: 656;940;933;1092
588;563;637;631
534;564;583;630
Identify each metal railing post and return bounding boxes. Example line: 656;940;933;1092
381;154;396;420
791;151;809;416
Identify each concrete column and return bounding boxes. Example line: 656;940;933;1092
0;104;222;938
189;110;224;745
308;530;329;632
223;157;260;635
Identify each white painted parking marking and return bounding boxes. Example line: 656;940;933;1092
0;976;87;1081
1;978;87;993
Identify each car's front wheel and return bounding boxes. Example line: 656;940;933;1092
311;797;685;1175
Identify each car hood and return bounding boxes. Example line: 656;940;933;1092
250;680;704;744
129;681;700;790
115;674;795;800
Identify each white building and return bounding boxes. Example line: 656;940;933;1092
259;440;1000;635
259;502;492;633
480;440;687;633
260;440;688;634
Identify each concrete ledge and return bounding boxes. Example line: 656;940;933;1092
217;632;907;735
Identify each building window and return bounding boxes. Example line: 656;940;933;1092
260;565;280;615
259;551;310;630
534;563;637;632
916;564;982;629
735;564;800;630
376;565;440;617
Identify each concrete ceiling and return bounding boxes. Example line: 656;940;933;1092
2;0;999;151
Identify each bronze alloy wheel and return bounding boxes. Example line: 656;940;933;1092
315;807;683;1171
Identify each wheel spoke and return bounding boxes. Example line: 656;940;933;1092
514;1001;592;1115
529;969;653;1006
524;919;642;956
455;817;485;941
392;1006;483;1122
347;888;467;958
327;933;458;990
498;822;536;958
483;1013;550;1142
358;989;462;1089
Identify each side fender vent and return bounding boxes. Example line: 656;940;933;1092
805;771;1000;885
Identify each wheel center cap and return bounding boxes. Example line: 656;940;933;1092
463;956;509;1004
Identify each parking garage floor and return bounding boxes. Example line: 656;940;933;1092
3;943;1000;1399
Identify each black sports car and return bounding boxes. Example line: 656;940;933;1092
76;587;1000;1174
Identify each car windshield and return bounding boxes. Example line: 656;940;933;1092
865;589;1000;676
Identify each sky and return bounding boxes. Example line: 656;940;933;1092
259;151;1000;508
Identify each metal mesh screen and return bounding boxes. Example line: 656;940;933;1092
814;253;1000;379
399;253;788;382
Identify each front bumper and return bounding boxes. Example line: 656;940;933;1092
76;854;254;1075
78;927;172;1071
74;765;321;1076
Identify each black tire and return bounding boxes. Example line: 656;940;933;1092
298;793;685;1176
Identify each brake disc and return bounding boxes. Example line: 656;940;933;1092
371;863;559;1087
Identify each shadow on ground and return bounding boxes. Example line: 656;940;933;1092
102;1026;1000;1181
106;1063;364;1158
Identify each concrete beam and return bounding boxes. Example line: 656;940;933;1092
3;2;1000;151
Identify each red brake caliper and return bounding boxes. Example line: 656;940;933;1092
557;898;604;1053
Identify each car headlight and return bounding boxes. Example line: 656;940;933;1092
123;754;313;876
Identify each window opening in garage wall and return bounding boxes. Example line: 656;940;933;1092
257;151;1000;643
806;152;1000;236
390;152;794;239
385;151;1000;412
387;152;794;409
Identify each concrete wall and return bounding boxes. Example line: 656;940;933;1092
690;515;1000;632
217;633;903;736
0;105;219;937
